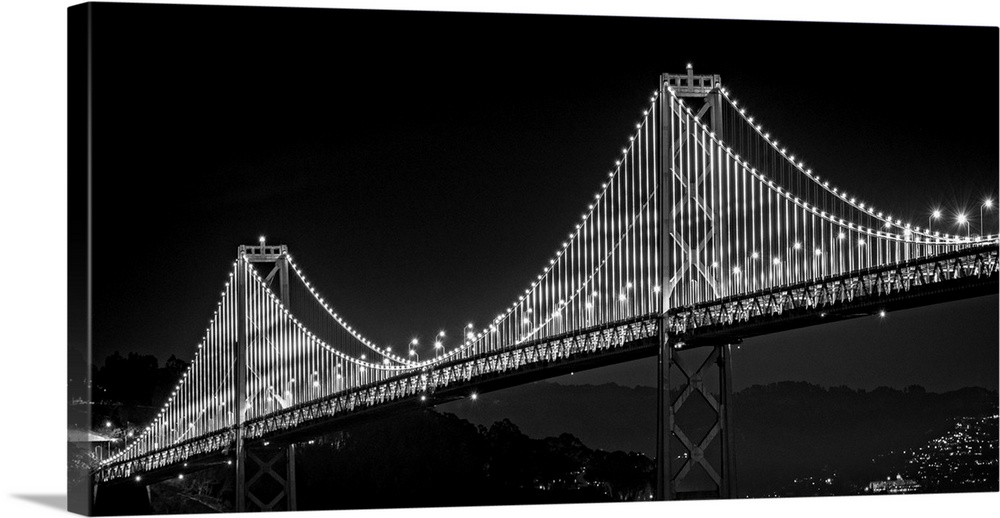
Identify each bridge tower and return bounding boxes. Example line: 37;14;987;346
656;65;738;500
235;241;298;512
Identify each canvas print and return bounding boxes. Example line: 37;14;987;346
68;2;999;515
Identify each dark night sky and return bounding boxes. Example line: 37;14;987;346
87;4;998;393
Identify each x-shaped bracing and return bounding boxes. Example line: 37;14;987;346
245;449;291;511
666;101;722;300
669;347;725;488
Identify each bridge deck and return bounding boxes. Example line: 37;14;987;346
95;245;998;484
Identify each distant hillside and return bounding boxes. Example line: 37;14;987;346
439;382;658;455
440;381;998;497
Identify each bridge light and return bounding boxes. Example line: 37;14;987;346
793;242;802;250
815;249;823;256
772;258;781;265
751;251;759;259
838;232;846;240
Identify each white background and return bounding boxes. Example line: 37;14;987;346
1;1;997;517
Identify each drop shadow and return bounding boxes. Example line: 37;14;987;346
11;493;66;511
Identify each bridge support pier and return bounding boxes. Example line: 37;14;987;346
236;443;298;512
656;337;736;500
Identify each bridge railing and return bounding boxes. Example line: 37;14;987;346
94;315;661;483
667;243;999;340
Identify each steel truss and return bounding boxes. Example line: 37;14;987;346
666;245;998;340
95;317;660;483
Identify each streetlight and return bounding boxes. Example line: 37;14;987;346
981;198;994;236
434;331;445;358
929;210;941;232
956;213;969;237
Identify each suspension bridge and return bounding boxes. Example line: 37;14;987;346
91;66;999;510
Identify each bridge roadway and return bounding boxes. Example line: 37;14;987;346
96;244;999;486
